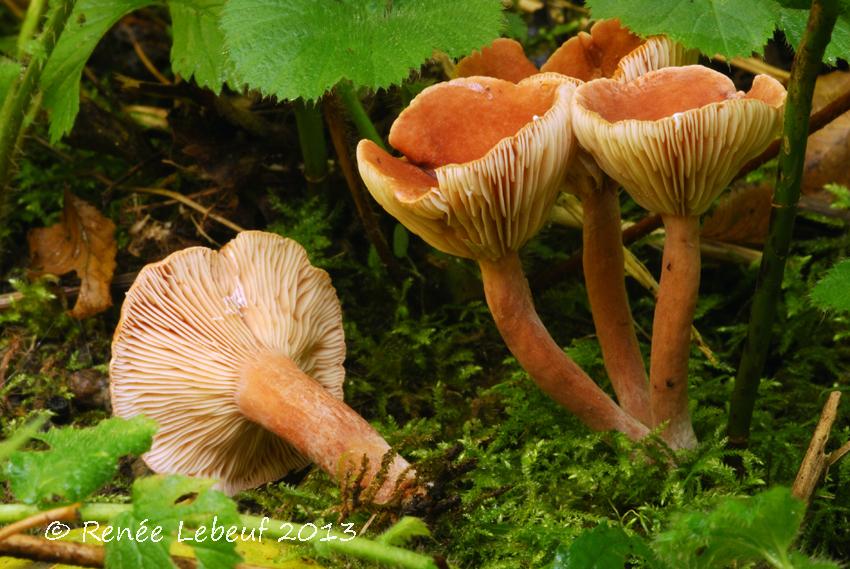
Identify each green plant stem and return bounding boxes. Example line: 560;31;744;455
336;81;386;150
16;0;46;57
0;504;438;569
0;0;75;235
728;0;839;448
293;99;329;185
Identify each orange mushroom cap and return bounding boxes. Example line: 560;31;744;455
357;73;576;260
110;232;345;494
571;66;786;216
454;38;538;83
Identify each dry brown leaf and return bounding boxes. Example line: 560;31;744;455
28;191;117;319
701;184;774;246
805;71;850;194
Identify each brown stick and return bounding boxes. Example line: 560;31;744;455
324;98;402;280
0;503;79;541
0;533;265;569
582;185;650;425
649;216;700;449
792;391;842;504
479;252;649;440
236;352;415;503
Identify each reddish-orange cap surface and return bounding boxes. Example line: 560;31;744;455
455;38;539;83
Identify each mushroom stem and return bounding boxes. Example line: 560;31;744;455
649;215;700;449
236;352;415;503
582;183;651;426
479;252;649;440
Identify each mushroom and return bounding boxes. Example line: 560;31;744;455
110;231;415;502
572;66;786;448
453;21;698;427
357;74;648;441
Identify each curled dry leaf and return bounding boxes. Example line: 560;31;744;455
28;191;117;319
805;71;850;195
701;184;774;246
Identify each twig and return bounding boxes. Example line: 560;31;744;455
130;187;246;233
0;533;265;569
828;439;850;466
0;272;138;311
131;37;170;85
1;0;23;19
728;0;840;448
792;391;842;503
0;503;80;541
324;96;402;280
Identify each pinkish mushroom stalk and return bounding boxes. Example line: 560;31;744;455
572;66;787;448
479;253;649;439
111;232;415;503
237;353;414;502
357;74;649;440
455;21;698;427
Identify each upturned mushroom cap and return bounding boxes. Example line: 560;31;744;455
357;73;576;260
571;65;786;216
110;231;345;494
454;38;538;83
540;19;698;82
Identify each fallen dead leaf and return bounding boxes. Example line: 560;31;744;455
28;191;117;319
702;185;774;246
805;71;850;195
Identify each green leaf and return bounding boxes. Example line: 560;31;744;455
40;0;156;142
167;0;238;91
5;416;157;505
586;0;780;58
377;516;430;546
105;475;242;569
778;8;850;64
0;413;49;463
551;522;661;569
652;487;806;569
220;0;504;101
811;259;850;312
0;58;21;105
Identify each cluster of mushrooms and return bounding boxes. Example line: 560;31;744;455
109;20;787;504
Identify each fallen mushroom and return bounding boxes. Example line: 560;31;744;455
110;231;415;502
455;20;698;427
357;74;648;441
572;66;786;449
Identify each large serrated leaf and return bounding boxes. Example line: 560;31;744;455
40;0;156;142
587;0;780;58
4;416;157;505
168;0;238;91
104;475;242;569
811;259;850;312
220;0;504;101
652;487;806;569
551;523;663;569
778;8;850;65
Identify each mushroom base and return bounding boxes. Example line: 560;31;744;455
236;352;416;503
479;252;649;440
649;215;700;450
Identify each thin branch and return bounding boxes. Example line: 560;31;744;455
130;187;246;233
0;503;79;541
324;96;402;280
792;391;842;503
728;0;840;448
